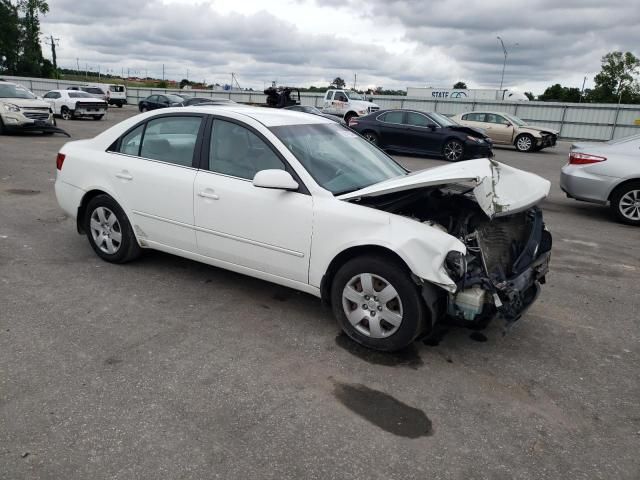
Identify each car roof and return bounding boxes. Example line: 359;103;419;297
186;105;333;126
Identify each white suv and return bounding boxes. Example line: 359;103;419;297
0;80;55;134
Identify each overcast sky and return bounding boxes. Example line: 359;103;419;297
40;0;640;94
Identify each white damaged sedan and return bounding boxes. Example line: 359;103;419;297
55;106;552;351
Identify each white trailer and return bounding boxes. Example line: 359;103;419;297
406;87;529;101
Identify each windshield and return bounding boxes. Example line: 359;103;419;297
429;112;458;127
345;91;364;101
167;94;185;103
0;84;37;99
503;113;527;126
270;123;407;195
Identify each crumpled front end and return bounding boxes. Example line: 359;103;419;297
445;207;552;326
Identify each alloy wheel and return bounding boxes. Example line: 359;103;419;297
517;136;533;151
90;207;122;254
364;133;378;145
444;141;463;161
341;273;403;338
619;189;640;221
61;109;71;120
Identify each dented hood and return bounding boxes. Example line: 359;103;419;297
338;158;550;218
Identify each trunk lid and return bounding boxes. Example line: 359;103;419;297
338;158;550;218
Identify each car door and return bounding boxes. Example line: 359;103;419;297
194;118;313;283
43;91;61;114
484;113;515;144
376;111;408;149
323;91;334;113
403;111;442;154
105;114;205;252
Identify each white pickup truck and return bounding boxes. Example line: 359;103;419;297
321;89;380;123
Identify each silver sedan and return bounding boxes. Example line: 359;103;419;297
561;134;640;225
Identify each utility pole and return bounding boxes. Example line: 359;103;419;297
353;73;357;91
579;75;587;103
162;64;165;81
497;36;508;92
76;57;80;76
44;35;60;78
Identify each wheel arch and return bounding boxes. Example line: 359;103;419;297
343;111;358;121
319;244;415;305
607;177;640;202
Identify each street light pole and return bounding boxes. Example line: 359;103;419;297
497;36;508;92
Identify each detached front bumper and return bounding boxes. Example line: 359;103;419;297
537;134;557;149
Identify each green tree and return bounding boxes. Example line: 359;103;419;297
0;0;20;74
538;84;582;102
331;77;346;88
587;51;640;104
16;0;49;76
453;81;467;89
524;92;535;101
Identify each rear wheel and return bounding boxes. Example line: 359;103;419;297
117;103;123;108
610;181;640;226
363;131;379;145
92;115;104;120
515;134;535;152
330;255;427;352
140;105;148;113
443;139;464;161
60;107;72;120
84;194;142;263
0;117;6;134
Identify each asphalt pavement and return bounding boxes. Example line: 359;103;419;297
1;106;638;479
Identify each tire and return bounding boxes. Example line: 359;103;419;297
84;194;142;263
610;181;640;226
0;117;6;135
363;131;379;145
60;107;72;120
515;134;535;152
443;139;464;162
344;112;356;125
117;103;123;108
330;255;427;352
92;115;104;120
140;105;148;113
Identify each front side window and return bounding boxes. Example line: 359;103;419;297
140;116;202;166
209;120;285;180
44;92;60;99
406;112;435;127
464;113;485;122
270;123;406;195
485;113;508;125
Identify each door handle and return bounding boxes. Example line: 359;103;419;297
198;190;219;200
116;171;133;180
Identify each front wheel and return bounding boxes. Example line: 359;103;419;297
84;194;142;263
443;139;464;161
330;255;427;352
515;134;535;152
610;181;640;226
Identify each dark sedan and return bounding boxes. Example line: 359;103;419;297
349;109;492;162
284;105;346;125
138;94;188;112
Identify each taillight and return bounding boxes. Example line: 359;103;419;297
56;153;66;170
569;152;606;165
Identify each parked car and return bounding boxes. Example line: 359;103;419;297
138;94;188;112
560;134;640;226
54;106;552;352
44;90;108;120
0;80;57;134
350;109;492;161
452;111;558;152
285;105;346;125
67;85;108;102
182;97;236;106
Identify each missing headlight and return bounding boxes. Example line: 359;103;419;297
444;251;467;281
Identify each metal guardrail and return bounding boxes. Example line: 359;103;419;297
3;75;640;141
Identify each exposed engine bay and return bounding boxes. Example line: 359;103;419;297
353;184;552;327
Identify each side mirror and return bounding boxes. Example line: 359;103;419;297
428;124;437;131
252;169;299;191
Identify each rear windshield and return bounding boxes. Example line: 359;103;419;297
83;87;104;94
69;92;94;98
109;85;125;92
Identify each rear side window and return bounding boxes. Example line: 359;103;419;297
119;124;145;156
464;113;485;122
380;111;404;124
83;87;104;94
140;116;202;167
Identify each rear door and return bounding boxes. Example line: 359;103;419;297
105;114;205;251
376;110;408;149
193;118;313;283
